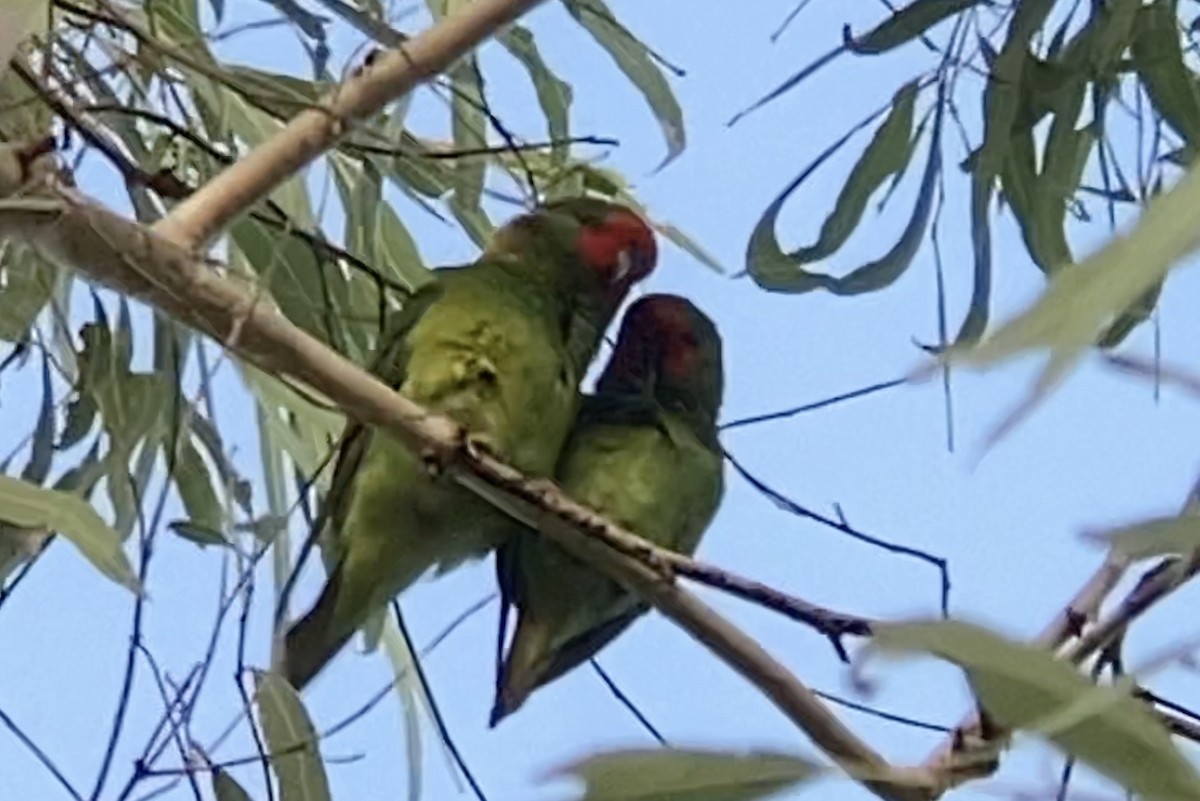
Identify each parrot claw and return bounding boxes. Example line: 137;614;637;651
462;431;502;463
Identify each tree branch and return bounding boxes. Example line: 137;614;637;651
921;470;1200;787
150;0;549;248
0;171;930;801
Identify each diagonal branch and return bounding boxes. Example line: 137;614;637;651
0;172;930;801
921;470;1200;788
150;0;549;248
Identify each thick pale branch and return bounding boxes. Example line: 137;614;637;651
0;176;929;801
151;0;547;248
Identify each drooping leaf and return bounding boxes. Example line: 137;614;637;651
212;768;254;801
0;474;139;593
975;0;1057;184
1086;514;1200;561
872;620;1200;801
653;221;725;274
551;747;820;801
1097;278;1163;348
746;80;921;293
169;520;229;548
727;46;845;127
497;25;573;163
254;670;331;801
846;0;984;55
1132;0;1200;148
947;151;1200;417
828;100;943;295
954;174;993;344
21;353;54;484
171;434;224;536
0;245;56;342
228;217;349;351
563;0;685;168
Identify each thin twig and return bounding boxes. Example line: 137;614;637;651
151;0;552;247
922;471;1200;784
725;449;951;617
0;181;927;801
719;377;907;432
0;705;84;801
391;601;488;801
91;475;170;801
589;660;668;745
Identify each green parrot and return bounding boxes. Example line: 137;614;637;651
490;293;725;725
283;198;658;691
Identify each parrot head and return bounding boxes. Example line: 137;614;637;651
598;293;724;421
488;197;658;302
487;197;659;371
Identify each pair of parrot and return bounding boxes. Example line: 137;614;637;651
283;197;726;725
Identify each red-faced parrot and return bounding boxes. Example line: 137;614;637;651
491;293;724;724
283;199;658;690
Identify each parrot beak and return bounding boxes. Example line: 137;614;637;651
612;248;633;285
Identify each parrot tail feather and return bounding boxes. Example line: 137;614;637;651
489;614;553;727
284;567;354;691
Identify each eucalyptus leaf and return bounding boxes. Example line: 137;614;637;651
552;747;820;801
563;0;685;168
0;474;139;593
254;670;331;801
872;620;1200;801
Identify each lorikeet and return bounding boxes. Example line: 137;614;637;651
283;198;658;690
491;293;725;724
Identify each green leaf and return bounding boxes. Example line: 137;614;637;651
1087;514;1200;561
187;406;253;516
426;1;488;210
847;0;983;55
497;25;573;163
212;768;254;801
330;153;428;298
746;80;920;293
1098;278;1162;348
653;221;725;274
0;474;139;593
872;620;1200;801
21;354;54;484
448;56;488;212
1132;1;1200;148
190;67;320;224
171;435;224;534
954;174;993;344
948;151;1200;410
169;520;228;548
0;245;55;342
254;670;331;801
563;0;685;168
551;748;820;801
228;217;350;351
976;0;1057;184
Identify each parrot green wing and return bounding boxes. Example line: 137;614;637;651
315;280;445;569
286;261;584;691
492;399;724;722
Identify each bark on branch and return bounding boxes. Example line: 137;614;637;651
151;0;547;249
0;175;932;801
0;1;935;796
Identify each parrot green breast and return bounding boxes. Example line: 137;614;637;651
333;261;580;614
513;400;724;654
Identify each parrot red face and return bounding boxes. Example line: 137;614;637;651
608;293;714;384
576;208;658;292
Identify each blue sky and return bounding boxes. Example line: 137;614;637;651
5;2;1200;801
